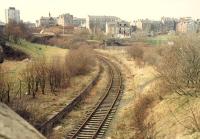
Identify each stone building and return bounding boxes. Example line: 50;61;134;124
196;19;200;33
0;21;5;34
134;19;171;35
86;15;121;33
106;21;132;38
73;17;86;27
176;17;197;33
57;13;73;26
106;22;118;37
36;13;57;27
151;21;162;34
161;17;176;33
134;19;152;33
5;7;20;23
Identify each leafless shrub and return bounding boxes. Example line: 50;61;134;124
131;93;155;138
10;99;46;126
5;21;31;43
35;57;48;94
0;66;11;103
48;56;68;93
142;47;165;66
156;35;200;97
143;50;158;66
65;47;96;77
187;103;200;133
131;32;148;41
47;36;72;48
167;100;200;134
127;46;144;66
21;62;38;98
127;46;144;60
21;57;48;98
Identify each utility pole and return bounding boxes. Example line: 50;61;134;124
63;18;65;35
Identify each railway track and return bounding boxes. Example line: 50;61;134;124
37;64;102;136
66;56;123;139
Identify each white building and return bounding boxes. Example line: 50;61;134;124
57;13;73;26
5;7;20;23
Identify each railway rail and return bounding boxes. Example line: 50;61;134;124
66;56;123;139
37;64;102;136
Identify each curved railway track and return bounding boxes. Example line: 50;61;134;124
66;56;123;139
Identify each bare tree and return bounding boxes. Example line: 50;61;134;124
0;66;11;103
157;34;200;97
22;62;38;98
5;21;31;43
48;56;66;93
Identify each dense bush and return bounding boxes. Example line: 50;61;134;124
65;47;96;77
126;45;144;67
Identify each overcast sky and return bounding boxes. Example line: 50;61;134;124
0;0;199;23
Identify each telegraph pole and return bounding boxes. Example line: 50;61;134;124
63;19;65;35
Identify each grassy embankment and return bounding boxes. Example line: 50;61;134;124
2;41;99;128
98;35;200;139
3;41;67;77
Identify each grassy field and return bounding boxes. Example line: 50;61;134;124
2;41;68;78
12;40;68;59
145;34;173;46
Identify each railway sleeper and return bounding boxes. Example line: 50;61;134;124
92;114;106;118
81;127;97;131
96;109;109;112
76;135;93;139
89;118;102;121
90;117;104;120
78;131;95;135
84;124;99;128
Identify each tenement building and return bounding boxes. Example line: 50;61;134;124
57;13;73;26
36;13;57;27
106;21;132;38
86;15;121;33
176;17;197;33
5;7;20;23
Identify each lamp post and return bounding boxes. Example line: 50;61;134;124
63;20;65;35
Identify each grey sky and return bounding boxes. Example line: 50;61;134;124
0;0;199;23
